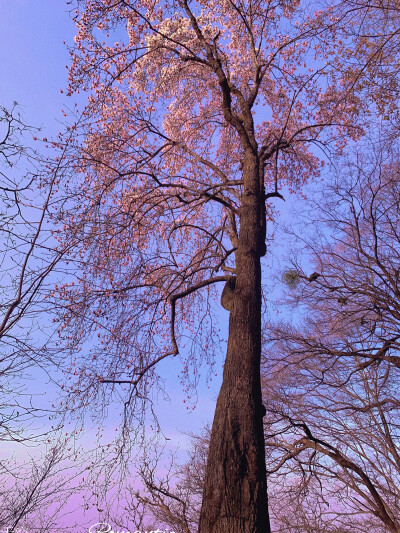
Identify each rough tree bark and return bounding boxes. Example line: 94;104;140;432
199;152;270;533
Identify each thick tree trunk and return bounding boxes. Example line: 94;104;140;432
198;153;270;533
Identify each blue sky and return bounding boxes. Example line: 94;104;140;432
0;0;76;131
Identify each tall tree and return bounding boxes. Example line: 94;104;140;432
61;1;359;530
121;142;400;533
